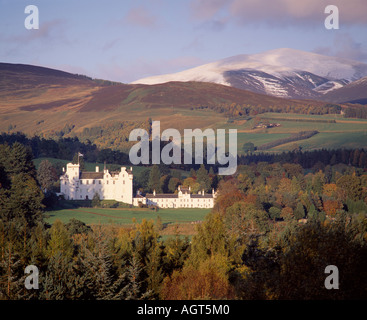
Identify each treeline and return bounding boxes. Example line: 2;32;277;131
0;132;130;166
194;103;342;118
238;148;367;170
344;104;367;119
257;130;319;151
196;102;367;121
1;142;367;299
259;117;336;123
39;120;151;152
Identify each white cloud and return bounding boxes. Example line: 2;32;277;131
190;0;367;26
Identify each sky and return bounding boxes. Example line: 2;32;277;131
0;0;366;83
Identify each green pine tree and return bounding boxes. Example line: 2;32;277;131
148;165;162;193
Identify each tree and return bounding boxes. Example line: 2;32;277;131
274;220;367;299
91;193;101;207
168;177;180;193
148;165;162;193
269;206;281;221
72;152;85;170
37;159;58;192
47;220;73;259
135;168;150;192
196;164;211;192
213;179;245;215
189;213;236;267
225;202;269;241
336;175;363;201
0;143;44;227
294;203;305;220
160;255;235;300
242;142;255;154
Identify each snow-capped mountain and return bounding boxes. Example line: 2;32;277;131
131;48;367;99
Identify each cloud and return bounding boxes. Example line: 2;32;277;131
95;56;206;83
125;6;157;28
313;33;367;62
190;0;367;27
190;0;231;20
7;19;66;43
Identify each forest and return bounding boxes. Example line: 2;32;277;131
0;140;367;300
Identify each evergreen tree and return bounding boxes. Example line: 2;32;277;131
196;164;211;192
37;159;58;192
294;203;305;220
46;220;73;259
0;143;44;227
148;165;162;193
0;244;25;300
91;193;101;207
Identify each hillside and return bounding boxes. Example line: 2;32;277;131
2;62;367;153
0;62;328;135
322;76;367;104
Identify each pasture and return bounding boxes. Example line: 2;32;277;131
44;207;212;236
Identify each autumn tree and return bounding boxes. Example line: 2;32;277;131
213;179;245;215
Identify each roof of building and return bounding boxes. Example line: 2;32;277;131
191;194;214;199
78;168;132;180
146;194;178;199
80;172;104;179
144;193;214;199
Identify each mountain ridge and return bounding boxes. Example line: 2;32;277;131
131;48;367;100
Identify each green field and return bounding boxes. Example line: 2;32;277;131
219;113;367;154
45;207;211;227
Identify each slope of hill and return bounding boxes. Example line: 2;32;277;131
322;76;367;104
0;62;328;133
131;48;367;100
3;61;366;153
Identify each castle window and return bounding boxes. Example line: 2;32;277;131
113;181;115;185
123;180;125;185
99;181;101;184
87;180;89;185
80;180;83;184
93;180;95;184
107;180;109;185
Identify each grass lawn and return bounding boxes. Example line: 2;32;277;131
45;207;211;226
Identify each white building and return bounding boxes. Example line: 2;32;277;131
60;163;133;204
133;186;216;209
60;163;216;208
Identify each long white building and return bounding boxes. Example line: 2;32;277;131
60;163;216;208
133;186;216;209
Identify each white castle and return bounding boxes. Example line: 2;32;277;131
60;163;216;208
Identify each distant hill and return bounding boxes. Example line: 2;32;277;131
132;48;367;100
322;76;367;104
0;62;328;127
0;62;352;152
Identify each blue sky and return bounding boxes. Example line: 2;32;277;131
1;0;366;83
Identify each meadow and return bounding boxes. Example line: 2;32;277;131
218;112;367;154
44;207;211;236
